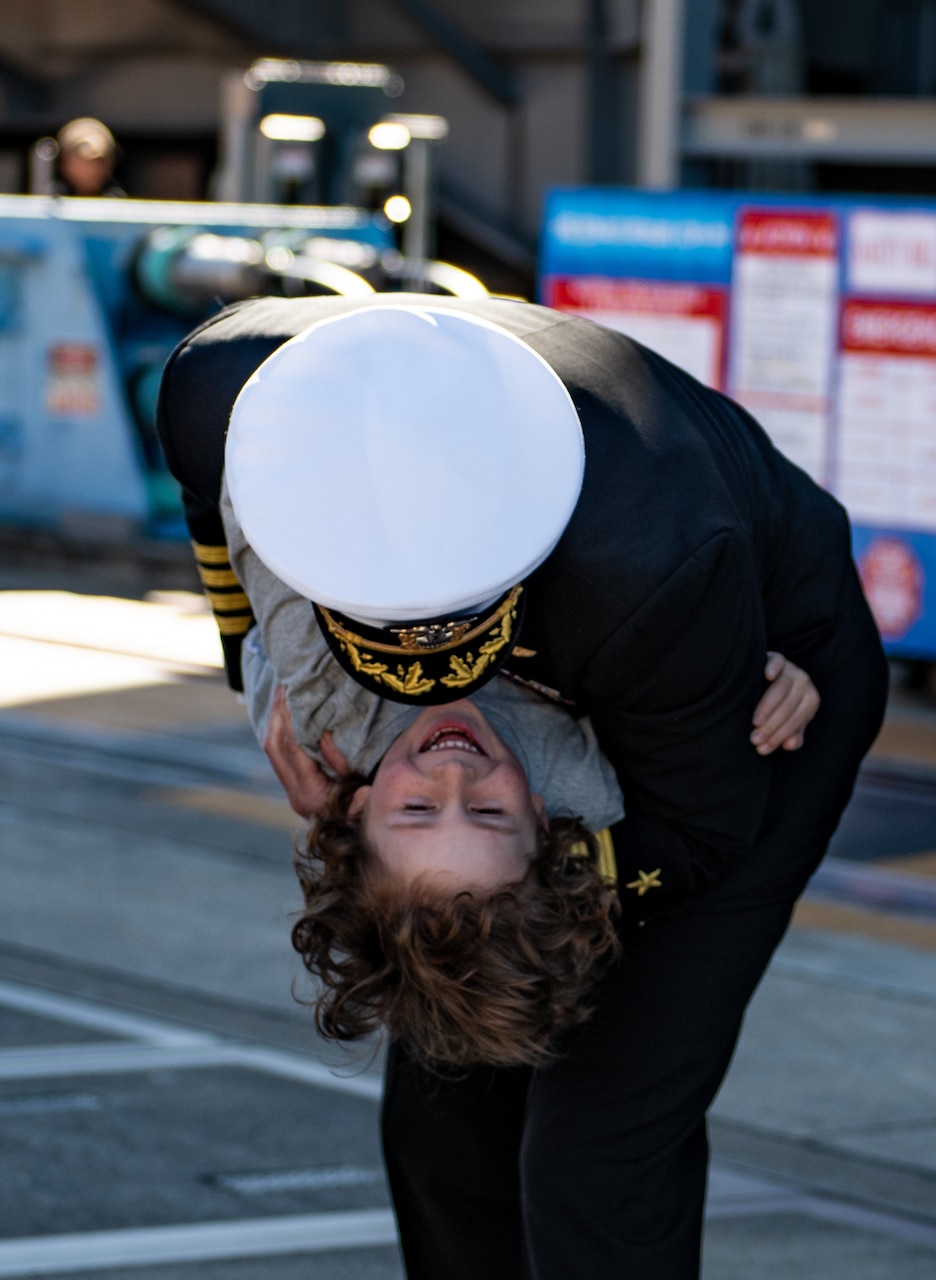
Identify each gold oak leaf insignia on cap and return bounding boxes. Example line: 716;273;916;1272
625;869;663;897
384;662;437;698
440;605;518;689
338;634;437;697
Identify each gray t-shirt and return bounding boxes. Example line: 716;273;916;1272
222;481;624;832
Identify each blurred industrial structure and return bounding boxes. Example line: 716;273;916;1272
0;48;490;541
3;0;936;562
0;1;935;290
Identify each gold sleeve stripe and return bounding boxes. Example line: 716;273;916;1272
191;541;231;566
206;589;252;612
594;827;617;886
569;828;617;886
197;565;240;588
215;614;255;636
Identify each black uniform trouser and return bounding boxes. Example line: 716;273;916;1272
381;576;888;1280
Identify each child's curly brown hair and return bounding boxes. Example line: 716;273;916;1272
291;775;621;1069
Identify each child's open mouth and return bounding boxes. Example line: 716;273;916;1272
419;725;487;756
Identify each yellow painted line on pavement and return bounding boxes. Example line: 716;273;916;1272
155;786;301;831
870;718;936;769
792;899;936;952
875;850;936;878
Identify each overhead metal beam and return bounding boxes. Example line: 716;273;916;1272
683;96;936;164
387;0;519;106
0;52;50;117
168;0;347;53
173;0;516;105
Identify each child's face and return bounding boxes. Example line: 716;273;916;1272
348;699;545;894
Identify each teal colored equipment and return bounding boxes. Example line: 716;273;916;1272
0;196;393;540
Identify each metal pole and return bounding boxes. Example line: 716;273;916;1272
252;131;273;205
29;138;58;195
403;138;431;262
587;0;618;183
637;0;685;189
213;71;257;202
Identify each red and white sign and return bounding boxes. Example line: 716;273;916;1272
730;210;840;484
841;300;936;357
837;301;936;532
545;276;726;389
848;210;936;296
738;211;838;257
859;537;924;640
45;343;100;416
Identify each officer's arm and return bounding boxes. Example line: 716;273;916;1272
585;530;773;910
156;331;256;691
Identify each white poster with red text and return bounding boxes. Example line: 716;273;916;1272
729;210;839;484
837;300;936;533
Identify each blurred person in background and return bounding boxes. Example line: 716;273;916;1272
52;118;125;197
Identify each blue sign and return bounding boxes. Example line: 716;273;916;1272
541;187;936;658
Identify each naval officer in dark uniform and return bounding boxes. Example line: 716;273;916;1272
157;296;887;1280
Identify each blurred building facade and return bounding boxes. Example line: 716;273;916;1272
1;0;935;289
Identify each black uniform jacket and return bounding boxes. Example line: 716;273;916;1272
157;294;874;912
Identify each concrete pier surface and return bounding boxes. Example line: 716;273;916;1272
1;552;935;1278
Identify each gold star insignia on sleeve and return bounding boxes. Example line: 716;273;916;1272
625;869;663;897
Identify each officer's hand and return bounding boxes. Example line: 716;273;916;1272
263;686;351;819
750;652;820;755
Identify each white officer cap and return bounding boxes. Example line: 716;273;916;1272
225;303;584;622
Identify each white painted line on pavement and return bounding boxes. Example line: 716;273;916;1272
798;1195;936;1249
0;979;214;1047
0;977;383;1098
233;1045;382;1100
707;1165;936;1248
706;1166;809;1218
0;1038;382;1099
207;1166;382;1195
0;1209;398;1275
0;1091;101;1116
0;1042;242;1080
